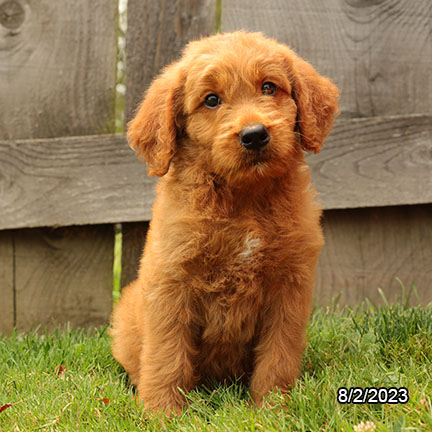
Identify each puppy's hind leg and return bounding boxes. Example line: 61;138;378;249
110;281;144;386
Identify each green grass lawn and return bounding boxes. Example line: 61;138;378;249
1;298;431;431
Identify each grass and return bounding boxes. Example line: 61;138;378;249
1;299;431;431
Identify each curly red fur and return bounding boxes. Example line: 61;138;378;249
111;31;339;415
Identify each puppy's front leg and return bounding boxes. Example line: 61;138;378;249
137;287;199;415
250;284;313;405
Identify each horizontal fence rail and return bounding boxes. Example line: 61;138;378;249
1;114;431;230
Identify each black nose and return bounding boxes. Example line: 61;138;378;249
239;124;270;151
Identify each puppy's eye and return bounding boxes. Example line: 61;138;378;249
262;82;278;96
204;94;222;108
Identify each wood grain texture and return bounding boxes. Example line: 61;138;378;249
0;0;117;139
221;0;432;118
309;114;432;209
316;205;432;306
125;0;217;122
122;0;217;287
120;221;149;288
0;230;14;334
0;134;154;230
0;0;118;332
14;225;114;331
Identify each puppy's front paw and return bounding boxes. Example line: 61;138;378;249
250;387;266;408
250;369;295;408
137;387;186;417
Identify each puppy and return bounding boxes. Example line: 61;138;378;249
110;31;339;415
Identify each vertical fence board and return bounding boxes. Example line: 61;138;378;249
15;226;114;331
0;0;117;139
120;221;148;288
125;0;217;122
0;0;117;332
0;231;14;334
316;205;432;306
122;0;217;287
221;0;432;119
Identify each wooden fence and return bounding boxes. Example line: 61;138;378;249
1;0;431;334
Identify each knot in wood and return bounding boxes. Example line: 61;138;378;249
0;0;25;30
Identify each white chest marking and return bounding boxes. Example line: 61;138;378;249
239;234;261;259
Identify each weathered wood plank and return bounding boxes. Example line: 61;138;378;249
309;114;432;209
1;114;430;230
0;230;14;334
14;225;114;331
316;205;432;306
0;134;153;229
120;221;149;288
221;0;432;118
0;0;117;139
125;0;217;122
122;0;217;287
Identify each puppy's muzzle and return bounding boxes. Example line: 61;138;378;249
239;124;270;151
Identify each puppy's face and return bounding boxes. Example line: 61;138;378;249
182;39;297;183
128;32;339;183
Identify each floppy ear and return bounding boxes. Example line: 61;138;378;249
287;50;340;153
127;61;184;177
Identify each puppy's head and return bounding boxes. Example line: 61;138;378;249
128;31;339;182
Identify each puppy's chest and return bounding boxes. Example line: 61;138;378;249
199;233;265;343
187;225;267;292
184;225;267;340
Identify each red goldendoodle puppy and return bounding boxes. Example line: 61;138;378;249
110;31;339;415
